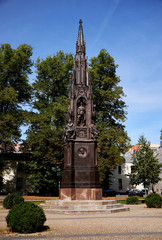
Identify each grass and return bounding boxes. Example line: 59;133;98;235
29;201;45;205
117;200;127;204
117;198;145;204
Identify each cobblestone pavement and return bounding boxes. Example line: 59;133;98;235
0;204;162;240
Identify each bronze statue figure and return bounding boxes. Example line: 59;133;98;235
77;102;86;126
64;118;75;141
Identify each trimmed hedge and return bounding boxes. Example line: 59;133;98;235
145;193;162;208
3;193;24;209
6;202;46;233
126;196;139;205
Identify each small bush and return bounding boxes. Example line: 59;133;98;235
145;193;162;208
126;196;139;205
3;193;24;209
6;202;46;233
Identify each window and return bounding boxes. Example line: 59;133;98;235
131;166;135;174
17;163;24;172
118;179;122;191
16;178;23;191
118;166;121;174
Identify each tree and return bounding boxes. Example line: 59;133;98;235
0;43;33;177
89;49;130;186
25;49;130;193
160;129;162;140
0;43;33;149
25;51;73;195
129;135;162;194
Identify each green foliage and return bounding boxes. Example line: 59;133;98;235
129;135;162;189
6;202;46;233
3;193;24;209
160;129;162;140
0;43;33;150
89;49;130;186
0;43;33;172
25;51;73;195
126;196;139;205
145;193;162;208
25;158;61;196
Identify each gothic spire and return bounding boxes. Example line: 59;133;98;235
76;19;86;55
78;19;84;45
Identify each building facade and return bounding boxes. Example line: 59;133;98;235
154;143;162;195
110;143;162;195
0;144;30;194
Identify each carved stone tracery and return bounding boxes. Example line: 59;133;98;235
63;18;99;142
76;128;87;138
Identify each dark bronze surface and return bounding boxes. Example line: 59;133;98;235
60;20;101;199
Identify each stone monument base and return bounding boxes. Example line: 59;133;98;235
59;188;102;200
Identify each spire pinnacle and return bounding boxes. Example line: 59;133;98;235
76;19;86;55
78;19;84;45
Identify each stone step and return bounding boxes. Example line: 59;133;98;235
43;207;129;214
40;200;129;214
40;203;123;210
44;200;117;206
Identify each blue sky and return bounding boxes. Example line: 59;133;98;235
1;0;162;144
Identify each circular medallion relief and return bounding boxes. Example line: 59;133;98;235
78;147;87;158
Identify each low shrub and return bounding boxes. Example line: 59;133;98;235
145;193;162;208
3;193;24;209
126;196;139;205
6;202;46;233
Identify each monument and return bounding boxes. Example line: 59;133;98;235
59;20;102;200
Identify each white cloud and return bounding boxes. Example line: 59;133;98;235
91;0;120;48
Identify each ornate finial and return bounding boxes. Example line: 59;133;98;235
76;19;85;54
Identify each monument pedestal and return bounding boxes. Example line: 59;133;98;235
59;188;102;200
60;140;102;200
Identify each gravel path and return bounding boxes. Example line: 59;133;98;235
0;204;162;240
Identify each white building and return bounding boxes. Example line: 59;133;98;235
154;142;162;195
110;143;162;194
0;144;29;194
